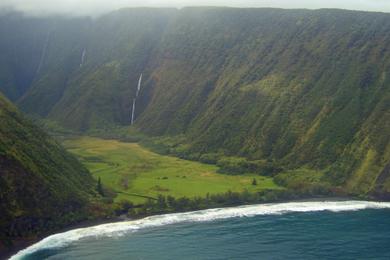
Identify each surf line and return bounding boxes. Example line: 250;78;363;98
10;200;390;260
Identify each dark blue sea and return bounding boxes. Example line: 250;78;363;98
11;201;390;260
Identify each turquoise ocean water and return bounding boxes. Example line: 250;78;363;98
12;201;390;260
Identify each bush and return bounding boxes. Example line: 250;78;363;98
199;153;221;164
217;156;249;174
114;200;134;215
217;157;283;175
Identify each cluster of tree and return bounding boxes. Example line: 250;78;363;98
142;138;283;176
113;188;334;218
216;157;283;176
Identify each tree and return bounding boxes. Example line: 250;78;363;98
97;177;104;196
252;178;257;186
115;200;134;215
156;194;167;210
167;195;176;207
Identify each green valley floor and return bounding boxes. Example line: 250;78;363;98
63;136;281;204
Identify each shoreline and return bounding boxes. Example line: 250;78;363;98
0;217;125;260
1;196;372;259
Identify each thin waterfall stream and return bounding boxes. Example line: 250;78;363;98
36;31;51;74
131;74;143;125
80;49;86;67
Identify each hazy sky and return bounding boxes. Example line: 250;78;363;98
1;0;390;16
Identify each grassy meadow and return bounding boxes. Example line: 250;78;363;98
63;136;281;204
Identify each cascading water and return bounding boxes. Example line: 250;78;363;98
36;31;51;74
131;74;143;125
80;49;86;67
131;98;136;125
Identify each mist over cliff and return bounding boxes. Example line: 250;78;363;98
0;7;389;198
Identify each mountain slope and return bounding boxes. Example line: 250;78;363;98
0;8;389;198
0;9;176;130
136;8;390;197
0;93;96;247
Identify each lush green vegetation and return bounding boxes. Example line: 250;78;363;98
134;8;390;198
0;9;390;254
114;189;307;218
141;135;285;177
0;93;106;249
1;8;388;198
63;136;333;219
63;136;281;204
2;7;390;257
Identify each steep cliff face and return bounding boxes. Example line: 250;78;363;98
0;8;389;196
0;9;176;130
137;8;390;196
0;93;96;246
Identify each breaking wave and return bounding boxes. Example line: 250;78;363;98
10;200;390;259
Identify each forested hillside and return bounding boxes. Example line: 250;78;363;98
0;93;97;247
0;8;176;129
137;8;390;198
0;7;389;198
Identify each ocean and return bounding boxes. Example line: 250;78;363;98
11;201;390;260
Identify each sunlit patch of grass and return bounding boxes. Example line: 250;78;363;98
63;136;281;203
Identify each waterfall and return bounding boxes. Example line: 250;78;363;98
36;31;51;74
80;49;86;67
131;98;136;125
136;74;142;96
131;74;143;125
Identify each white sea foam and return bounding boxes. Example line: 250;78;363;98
10;200;390;259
